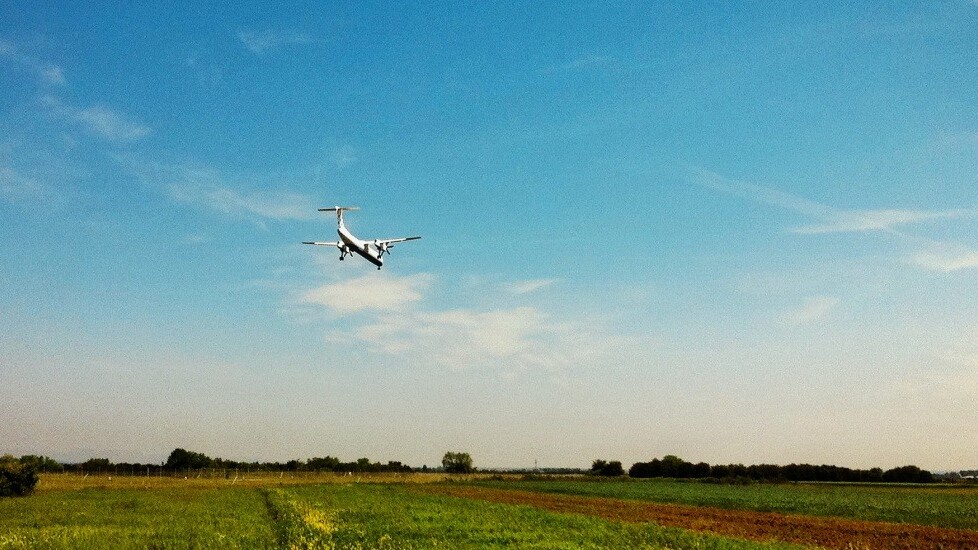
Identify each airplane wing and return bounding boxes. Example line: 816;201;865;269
374;236;421;246
302;241;339;246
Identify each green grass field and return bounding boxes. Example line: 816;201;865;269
0;475;802;549
0;486;276;548
3;474;978;548
476;478;978;530
266;483;801;549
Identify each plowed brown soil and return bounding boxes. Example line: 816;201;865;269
417;485;978;549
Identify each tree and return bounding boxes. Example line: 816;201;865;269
165;448;213;470
0;455;38;497
82;458;112;472
442;452;474;473
591;459;624;477
19;455;63;473
882;465;933;483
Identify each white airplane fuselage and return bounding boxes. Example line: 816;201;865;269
337;219;384;268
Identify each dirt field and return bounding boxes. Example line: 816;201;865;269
419;484;978;549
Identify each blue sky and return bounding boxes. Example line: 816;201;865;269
2;1;978;470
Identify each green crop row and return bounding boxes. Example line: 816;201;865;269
474;478;978;530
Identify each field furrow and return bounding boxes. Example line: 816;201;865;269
419;484;978;550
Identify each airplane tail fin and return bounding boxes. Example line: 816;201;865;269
317;206;359;225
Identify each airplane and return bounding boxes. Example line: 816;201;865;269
303;206;420;269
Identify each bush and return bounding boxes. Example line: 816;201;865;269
0;455;39;497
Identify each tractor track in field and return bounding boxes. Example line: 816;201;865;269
417;484;978;550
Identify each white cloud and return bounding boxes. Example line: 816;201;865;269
792;208;970;234
297;272;626;375
301;272;432;314
351;306;620;374
40;66;65;85
505;278;557;295
781;296;840;326
0;166;57;205
74;105;151;142
909;249;978;272
0;39;65;86
237;30;315;55
168;182;314;222
115;155;318;223
40;96;150;143
691;168;978;272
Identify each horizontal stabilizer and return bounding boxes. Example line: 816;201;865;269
318;206;360;212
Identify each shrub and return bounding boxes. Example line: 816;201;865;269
0;454;39;497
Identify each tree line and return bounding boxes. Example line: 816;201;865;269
162;448;416;474
2;449;481;479
591;455;936;483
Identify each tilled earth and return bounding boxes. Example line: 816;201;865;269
418;485;978;549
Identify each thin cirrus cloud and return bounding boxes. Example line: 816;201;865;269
40;96;151;143
73;105;151;143
791;208;971;235
505;278;557;295
691;168;978;272
692;168;972;235
0;39;65;86
168;183;315;222
908;243;978;272
0;166;57;205
114;155;316;223
1;42;147;144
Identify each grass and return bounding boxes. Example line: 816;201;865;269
7;474;978;548
0;486;276;548
0;475;804;549
269;483;804;549
473;478;978;530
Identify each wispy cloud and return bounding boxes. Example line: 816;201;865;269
74;105;151;142
505;278;558;295
41;96;150;143
352;307;605;373
781;296;840;326
691;168;978;272
237;29;315;55
908;245;978;272
0;39;65;86
168;182;314;222
0;166;58;205
116;156;316;223
792;208;970;235
693;168;973;234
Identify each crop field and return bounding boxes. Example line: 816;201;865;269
470;478;978;530
1;474;977;549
